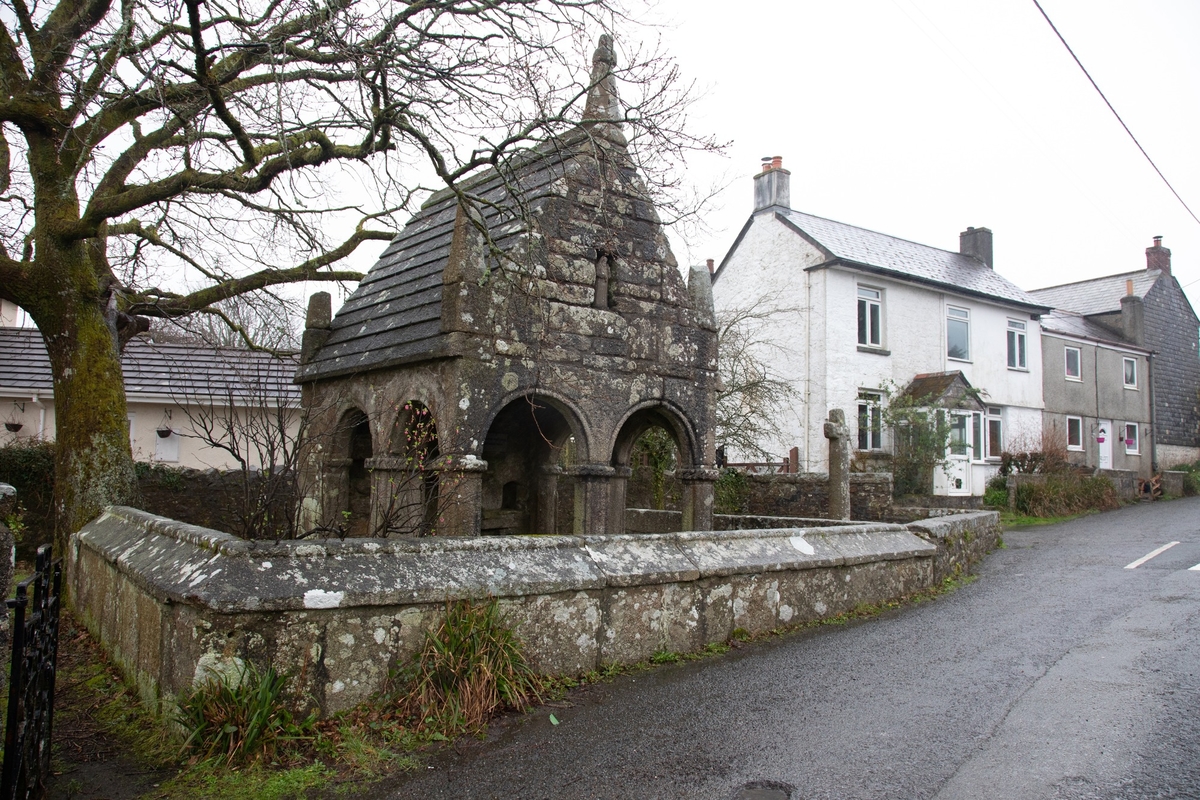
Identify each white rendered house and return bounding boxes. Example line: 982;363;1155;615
712;158;1050;496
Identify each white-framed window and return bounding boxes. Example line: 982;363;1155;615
972;412;984;462
1124;423;1140;454
857;286;883;347
1007;319;1027;369
857;390;883;451
947;306;970;360
1065;346;1082;381
1066;416;1084;451
1123;357;1137;388
948;413;969;456
986;406;1003;458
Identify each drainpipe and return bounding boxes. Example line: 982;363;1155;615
1147;351;1157;473
31;394;45;439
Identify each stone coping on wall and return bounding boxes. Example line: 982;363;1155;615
73;506;936;614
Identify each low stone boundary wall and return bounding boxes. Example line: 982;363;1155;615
624;508;859;534
743;472;894;521
69;506;997;718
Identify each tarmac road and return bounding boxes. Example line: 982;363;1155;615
384;498;1200;800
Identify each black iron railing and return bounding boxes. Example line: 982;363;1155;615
1;545;62;800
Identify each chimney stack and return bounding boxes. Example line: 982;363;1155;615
959;226;993;269
1146;235;1171;274
753;155;790;212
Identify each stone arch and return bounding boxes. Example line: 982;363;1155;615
333;407;373;537
609;401;710;533
479;393;587;535
361;400;442;537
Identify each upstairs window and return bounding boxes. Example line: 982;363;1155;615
857;286;882;347
857;390;883;451
947;306;970;360
1007;319;1027;369
1065;346;1082;381
1123;357;1137;388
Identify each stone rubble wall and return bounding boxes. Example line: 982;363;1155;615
69;505;997;718
742;473;894;521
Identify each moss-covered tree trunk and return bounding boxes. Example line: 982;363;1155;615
17;138;138;552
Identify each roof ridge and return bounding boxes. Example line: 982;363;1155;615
783;208;976;261
1029;269;1158;293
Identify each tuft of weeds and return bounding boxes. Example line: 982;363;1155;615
391;597;543;735
176;662;316;766
157;761;332;800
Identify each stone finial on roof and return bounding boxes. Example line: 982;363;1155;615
583;34;626;145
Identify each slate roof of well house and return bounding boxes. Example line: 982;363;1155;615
295;145;573;382
716;209;1050;312
1039;309;1149;350
1028;270;1161;316
0;328;299;402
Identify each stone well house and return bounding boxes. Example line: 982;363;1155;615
711;158;1050;496
0;326;300;470
1038;311;1153;479
1029;239;1200;469
294;37;719;538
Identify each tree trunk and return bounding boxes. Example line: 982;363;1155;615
40;300;139;552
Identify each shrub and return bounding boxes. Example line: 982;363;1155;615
0;440;56;553
713;468;749;515
394;598;541;734
1013;474;1119;517
177;663;315;765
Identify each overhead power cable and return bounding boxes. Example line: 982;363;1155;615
1032;0;1200;227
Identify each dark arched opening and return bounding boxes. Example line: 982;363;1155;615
339;409;373;537
481;395;581;535
376;401;441;536
611;405;697;532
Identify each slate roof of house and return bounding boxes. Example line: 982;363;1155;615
0;328;299;403
1039;310;1148;352
294;147;571;382
895;370;985;410
718;208;1049;311
1027;270;1161;316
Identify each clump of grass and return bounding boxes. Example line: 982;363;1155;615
1013;474;1118;517
393;598;542;735
176;663;315;765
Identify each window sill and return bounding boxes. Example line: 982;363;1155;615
947;356;971;363
1065;376;1082;382
1123;385;1139;391
857;345;891;356
1067;446;1085;452
1007;366;1029;373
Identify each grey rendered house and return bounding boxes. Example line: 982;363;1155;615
1039;311;1152;479
1029;238;1200;469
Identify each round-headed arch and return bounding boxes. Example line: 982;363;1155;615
609;400;700;469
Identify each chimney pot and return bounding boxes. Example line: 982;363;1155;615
706;258;714;274
1126;279;1134;296
771;156;783;170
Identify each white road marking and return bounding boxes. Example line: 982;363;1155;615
1124;541;1180;569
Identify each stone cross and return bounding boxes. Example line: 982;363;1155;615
824;408;851;521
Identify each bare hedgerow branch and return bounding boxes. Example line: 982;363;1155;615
714;295;801;462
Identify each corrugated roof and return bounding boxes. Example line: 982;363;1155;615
776;210;1048;310
0;328;299;404
1028;270;1160;316
1040;310;1146;351
295;143;572;382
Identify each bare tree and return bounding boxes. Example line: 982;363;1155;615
0;0;718;544
714;296;800;462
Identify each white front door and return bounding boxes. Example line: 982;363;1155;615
947;413;971;495
1097;419;1113;470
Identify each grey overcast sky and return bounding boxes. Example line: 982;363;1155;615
644;0;1200;311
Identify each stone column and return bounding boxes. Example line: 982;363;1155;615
432;454;488;536
607;466;632;536
568;464;615;536
679;467;719;532
824;409;852;521
535;465;562;535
